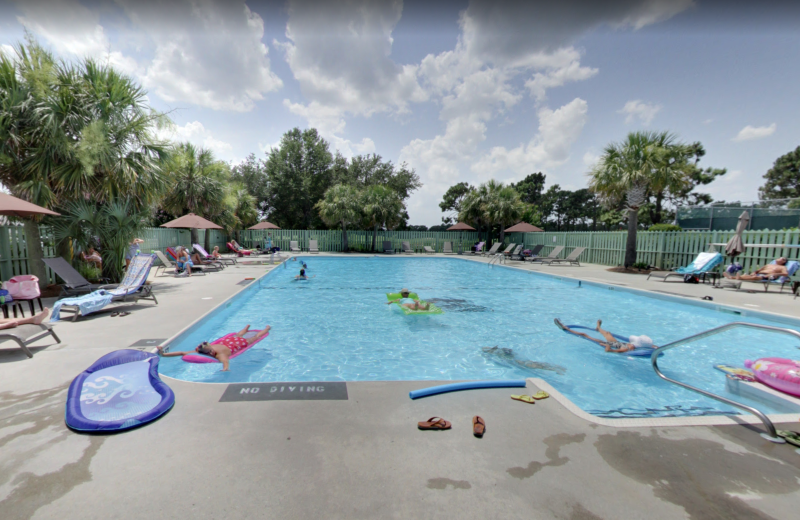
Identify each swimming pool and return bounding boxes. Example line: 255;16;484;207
159;256;800;418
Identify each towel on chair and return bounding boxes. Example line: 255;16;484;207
51;290;114;321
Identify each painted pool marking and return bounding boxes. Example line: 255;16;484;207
129;339;167;347
219;382;348;401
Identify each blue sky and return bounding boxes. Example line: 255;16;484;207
1;0;798;225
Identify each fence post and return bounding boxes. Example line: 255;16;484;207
0;227;11;281
656;232;665;268
588;232;594;264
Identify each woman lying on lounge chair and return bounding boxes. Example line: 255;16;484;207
158;325;271;371
555;318;657;353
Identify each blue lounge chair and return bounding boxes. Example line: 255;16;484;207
733;259;800;293
647;252;723;283
55;254;158;321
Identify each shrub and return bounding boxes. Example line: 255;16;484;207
632;262;650;270
648;223;682;232
77;262;102;282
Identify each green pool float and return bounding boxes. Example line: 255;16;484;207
386;293;443;315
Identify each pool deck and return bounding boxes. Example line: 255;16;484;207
2;253;800;519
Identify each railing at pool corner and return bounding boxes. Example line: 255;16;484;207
650;322;800;443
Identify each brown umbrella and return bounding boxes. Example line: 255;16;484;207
248;221;280;230
504;222;543;233
447;222;476;231
0;192;59;217
725;211;750;258
160;213;222;230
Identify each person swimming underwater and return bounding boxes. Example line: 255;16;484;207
482;346;566;375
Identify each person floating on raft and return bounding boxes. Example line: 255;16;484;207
555;318;657;354
158;325;270;371
386;288;430;311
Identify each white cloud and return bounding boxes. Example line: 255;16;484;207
471;98;589;181
156;121;233;157
525;59;599;102
618;99;661;125
732;123;776;142
583;150;600;168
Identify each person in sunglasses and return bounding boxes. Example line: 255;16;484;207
157;325;271;371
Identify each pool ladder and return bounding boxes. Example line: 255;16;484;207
488;254;505;267
651;322;800;443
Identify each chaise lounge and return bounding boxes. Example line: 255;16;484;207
402;241;414;254
526;246;564;264
0;324;61;358
542;246;586;266
647;252;723;283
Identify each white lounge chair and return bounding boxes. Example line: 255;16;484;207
423;246;435;254
443;242;454;255
402;241;414;254
290;241;301;253
309;240;319;254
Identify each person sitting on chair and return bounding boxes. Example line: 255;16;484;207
723;257;789;281
386;288;430;311
211;246;222;259
176;247;194;277
555;318;657;353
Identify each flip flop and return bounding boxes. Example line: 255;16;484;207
531;391;550;400
418;417;451;430
510;395;536;404
472;416;485;437
119;311;131;317
777;430;800;447
110;312;120;317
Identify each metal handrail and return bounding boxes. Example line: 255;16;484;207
651;321;800;443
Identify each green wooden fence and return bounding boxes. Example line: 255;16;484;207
2;226;798;284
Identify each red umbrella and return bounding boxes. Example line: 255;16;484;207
447;222;475;254
0;192;59;217
248;221;280;230
504;222;543;233
160;213;222;230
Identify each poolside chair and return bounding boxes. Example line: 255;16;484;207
290;241;300;253
725;259;800;293
647;252;723;283
309;240;319;254
401;241;414;254
154;250;207;277
194;244;236;266
481;242;501;256
470;242;485;255
499;243;515;257
543;247;586;266
0;323;61;358
43;257;107;297
56;254;159;321
383;241;395;254
527;246;564;264
443;242;454;255
228;241;254;256
508;245;523;260
520;244;544;261
423;246;435;255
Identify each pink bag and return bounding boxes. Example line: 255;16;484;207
3;275;40;299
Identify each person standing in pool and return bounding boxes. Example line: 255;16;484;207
554;318;657;353
387;288;430;311
157;325;271;371
295;269;315;280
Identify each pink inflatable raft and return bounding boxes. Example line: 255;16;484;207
744;357;800;398
181;330;269;364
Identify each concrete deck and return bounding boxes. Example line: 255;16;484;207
2;254;800;520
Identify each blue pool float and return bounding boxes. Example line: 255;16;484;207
564;325;662;358
66;349;175;432
409;380;527;399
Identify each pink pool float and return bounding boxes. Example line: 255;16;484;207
744;357;800;398
181;329;269;364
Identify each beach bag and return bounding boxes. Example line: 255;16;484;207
0;289;13;304
725;263;742;275
2;275;39;299
683;274;699;284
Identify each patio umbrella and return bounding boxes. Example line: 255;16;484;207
160;213;222;230
504;222;543;233
0;192;59;218
448;222;476;254
248;221;280;230
725;211;750;258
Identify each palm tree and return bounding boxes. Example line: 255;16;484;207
0;38;169;287
491;185;526;244
161;143;226;245
589;131;691;267
362;185;403;251
459;186;489;243
316;184;361;251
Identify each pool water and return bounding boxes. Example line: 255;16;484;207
159;257;800;418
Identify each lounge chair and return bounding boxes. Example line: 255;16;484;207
290;241;300;253
194;244;236;266
423;246;435;254
154;250;207;277
383;241;395;254
647;252;723;283
508;245;523;260
228;241;254;256
725;259;800;292
543;247;586;266
522;244;545;260
443;242;454;255
500;243;516;257
309;240;319;254
527;246;564;264
43;257;107;297
481;243;502;257
0;323;61;358
401;241;414;254
470;242;485;255
55;254;159;321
